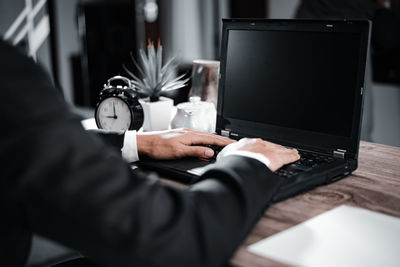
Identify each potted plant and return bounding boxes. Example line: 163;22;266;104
124;41;189;131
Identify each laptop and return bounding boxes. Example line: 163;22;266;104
137;19;371;202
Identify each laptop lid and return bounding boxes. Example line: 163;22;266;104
216;19;371;160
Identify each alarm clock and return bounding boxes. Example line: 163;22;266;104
95;76;144;131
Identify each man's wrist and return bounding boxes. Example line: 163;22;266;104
136;134;156;157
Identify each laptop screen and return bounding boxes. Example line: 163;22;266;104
222;29;361;138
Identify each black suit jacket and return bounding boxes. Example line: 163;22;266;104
0;41;283;267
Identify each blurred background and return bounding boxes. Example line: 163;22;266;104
1;0;399;148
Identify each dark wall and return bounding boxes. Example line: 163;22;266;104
230;0;268;18
77;0;138;107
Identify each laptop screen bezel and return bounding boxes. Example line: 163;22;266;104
216;19;371;159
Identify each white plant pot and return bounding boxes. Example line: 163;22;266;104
139;96;173;131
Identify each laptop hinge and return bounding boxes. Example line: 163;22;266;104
221;129;230;137
333;149;346;159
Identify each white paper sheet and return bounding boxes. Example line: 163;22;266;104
248;205;400;267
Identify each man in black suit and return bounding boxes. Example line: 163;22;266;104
0;40;299;267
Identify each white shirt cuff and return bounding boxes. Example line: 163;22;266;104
121;130;139;162
218;150;271;169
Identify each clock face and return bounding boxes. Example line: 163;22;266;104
96;97;132;131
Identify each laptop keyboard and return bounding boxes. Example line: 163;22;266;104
199;145;335;179
276;151;335;178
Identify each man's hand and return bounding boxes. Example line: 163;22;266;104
137;128;235;160
218;138;300;172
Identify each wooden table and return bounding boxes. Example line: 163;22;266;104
229;141;400;266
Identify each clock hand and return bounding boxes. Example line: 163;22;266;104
113;102;118;119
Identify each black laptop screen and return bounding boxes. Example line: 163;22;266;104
222;29;361;137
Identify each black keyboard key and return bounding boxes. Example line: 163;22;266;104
288;163;312;171
275;168;298;178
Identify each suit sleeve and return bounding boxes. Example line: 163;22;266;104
10;119;283;267
1;41;284;267
87;129;125;151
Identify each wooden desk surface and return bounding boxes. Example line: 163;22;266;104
230;141;400;267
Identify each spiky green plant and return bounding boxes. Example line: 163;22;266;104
124;41;189;102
